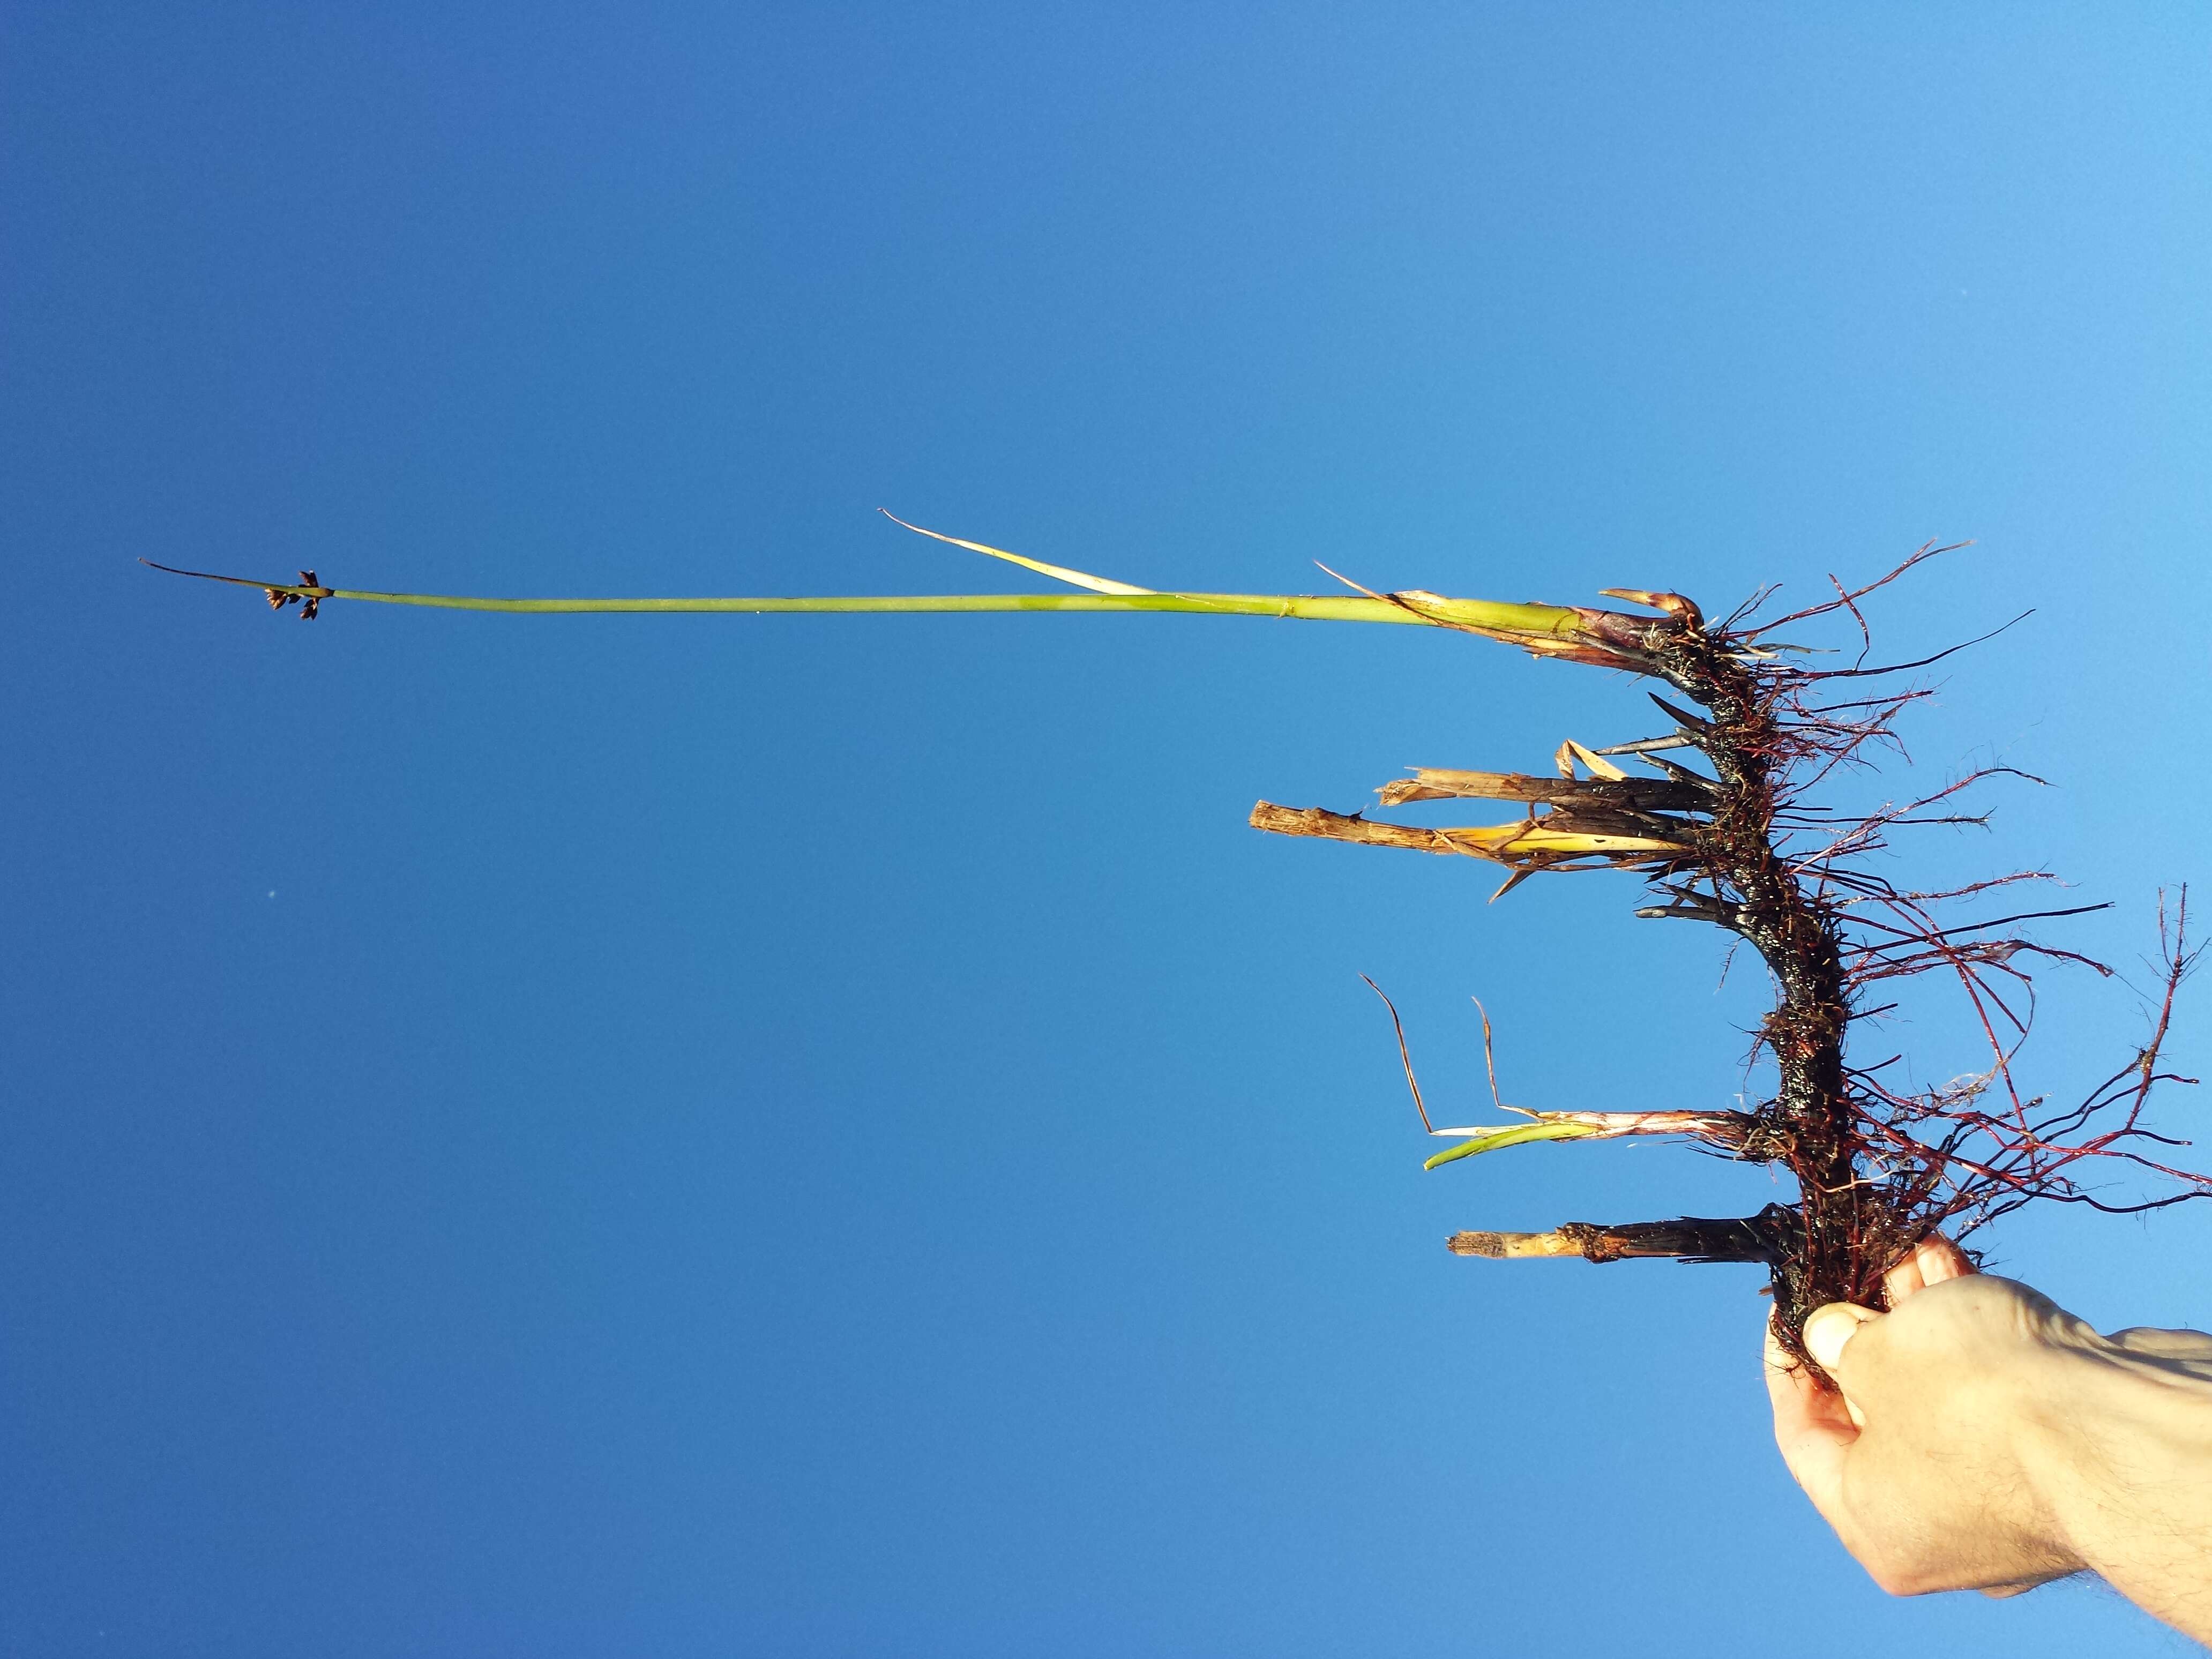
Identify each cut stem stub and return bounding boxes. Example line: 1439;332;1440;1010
1448;1205;1801;1266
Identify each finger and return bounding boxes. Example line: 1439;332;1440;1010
1764;1317;1857;1505
1802;1303;1880;1428
2110;1326;2212;1360
1763;1316;1844;1404
1882;1247;1928;1303
1804;1302;1878;1371
1912;1235;1973;1289
1981;1571;2071;1598
1882;1233;1975;1307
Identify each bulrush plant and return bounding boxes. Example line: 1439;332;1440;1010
151;520;2206;1368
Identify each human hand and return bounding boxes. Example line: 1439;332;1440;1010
1763;1238;2088;1597
1767;1238;2212;1635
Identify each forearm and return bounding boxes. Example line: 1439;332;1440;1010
2020;1339;2212;1640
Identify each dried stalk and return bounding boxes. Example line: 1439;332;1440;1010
1449;1207;1801;1264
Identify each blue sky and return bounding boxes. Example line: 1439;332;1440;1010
6;5;2212;1654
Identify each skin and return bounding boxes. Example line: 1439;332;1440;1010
1765;1237;2212;1641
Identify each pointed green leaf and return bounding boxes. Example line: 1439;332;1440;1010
1422;1119;1602;1170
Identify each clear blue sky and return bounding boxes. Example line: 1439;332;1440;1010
7;5;2211;1654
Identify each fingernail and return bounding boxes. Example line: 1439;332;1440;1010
1804;1305;1862;1370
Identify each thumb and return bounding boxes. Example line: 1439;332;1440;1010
1804;1302;1881;1426
1804;1301;1879;1370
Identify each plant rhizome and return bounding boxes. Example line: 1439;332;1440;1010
151;530;2204;1367
1253;548;2202;1363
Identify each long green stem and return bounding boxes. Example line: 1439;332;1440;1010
308;586;1534;625
145;512;1676;670
145;562;1585;634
